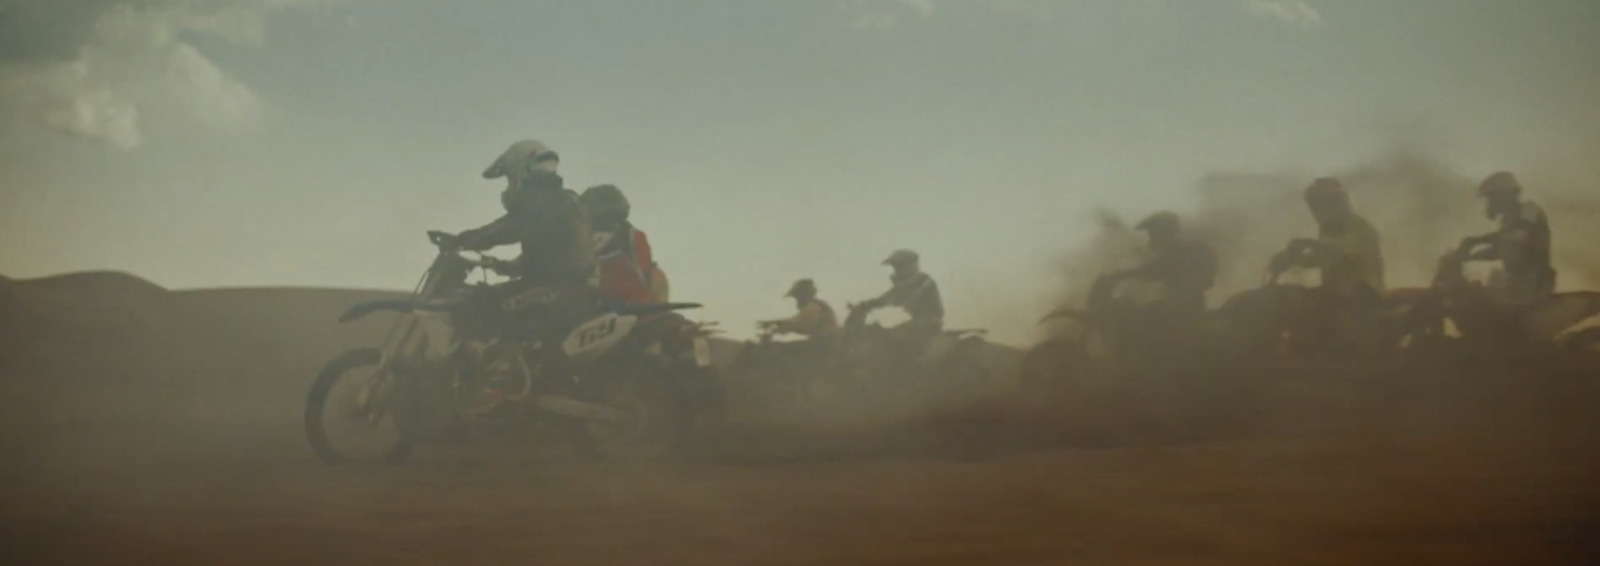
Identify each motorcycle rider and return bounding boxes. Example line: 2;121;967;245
580;184;661;305
453;140;597;394
751;278;841;371
1274;177;1387;302
1270;177;1386;357
1102;212;1218;363
462;140;594;288
761;278;840;340
1458;171;1554;305
858;249;945;362
1106;211;1218;316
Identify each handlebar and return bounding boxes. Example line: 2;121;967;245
427;230;457;249
427;230;509;272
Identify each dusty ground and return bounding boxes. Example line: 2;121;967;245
3;276;1599;565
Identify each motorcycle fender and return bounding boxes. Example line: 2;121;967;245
564;313;639;358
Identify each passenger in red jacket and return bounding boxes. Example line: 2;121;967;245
580;184;659;304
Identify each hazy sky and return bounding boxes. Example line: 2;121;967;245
1;0;1597;343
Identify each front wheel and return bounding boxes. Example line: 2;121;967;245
304;348;417;465
568;360;693;463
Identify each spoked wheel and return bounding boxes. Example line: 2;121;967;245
570;362;692;463
304;348;417;465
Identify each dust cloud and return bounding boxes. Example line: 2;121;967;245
1039;143;1600;335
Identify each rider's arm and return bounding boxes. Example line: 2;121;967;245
456;214;522;252
887;274;936;309
776;303;828;334
1313;226;1373;266
1479;204;1544;262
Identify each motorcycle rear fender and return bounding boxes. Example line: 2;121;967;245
564;313;640;358
609;301;703;317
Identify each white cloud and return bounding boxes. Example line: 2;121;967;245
0;0;356;149
841;0;937;30
1244;1;1322;28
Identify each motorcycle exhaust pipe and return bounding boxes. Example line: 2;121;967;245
527;394;632;424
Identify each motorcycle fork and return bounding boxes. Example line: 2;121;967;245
355;315;427;422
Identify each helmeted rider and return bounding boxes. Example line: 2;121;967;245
453;140;597;393
1459;171;1554;305
580;184;661;305
858;249;945;359
1266;177;1386;358
458;140;595;288
1274;177;1387;305
1107;211;1218;316
761;278;840;340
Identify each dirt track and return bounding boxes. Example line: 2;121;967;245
3;382;1598;566
3;280;1600;565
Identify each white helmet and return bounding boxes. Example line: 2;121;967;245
482;139;559;182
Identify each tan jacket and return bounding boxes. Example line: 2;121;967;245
777;299;839;337
1317;213;1386;296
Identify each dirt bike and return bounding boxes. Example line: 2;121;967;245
1022;272;1145;393
831;301;993;398
304;230;720;465
1388;241;1600;365
734;301;992;412
1215;240;1415;370
1020;270;1230;392
1017;271;1269;439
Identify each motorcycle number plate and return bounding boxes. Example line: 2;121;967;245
692;337;712;367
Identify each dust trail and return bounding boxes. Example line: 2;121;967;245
1040;145;1600;338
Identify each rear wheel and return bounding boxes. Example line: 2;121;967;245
304;348;418;465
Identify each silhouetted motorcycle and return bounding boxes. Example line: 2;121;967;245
831;300;993;400
731;301;993;412
1388;240;1600;366
304;230;720;465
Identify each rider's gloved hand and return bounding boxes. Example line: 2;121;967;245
431;231;463;251
483;257;517;277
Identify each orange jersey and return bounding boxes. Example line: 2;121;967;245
594;225;656;304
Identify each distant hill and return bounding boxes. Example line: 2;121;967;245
0;273;758;383
0;270;1024;427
